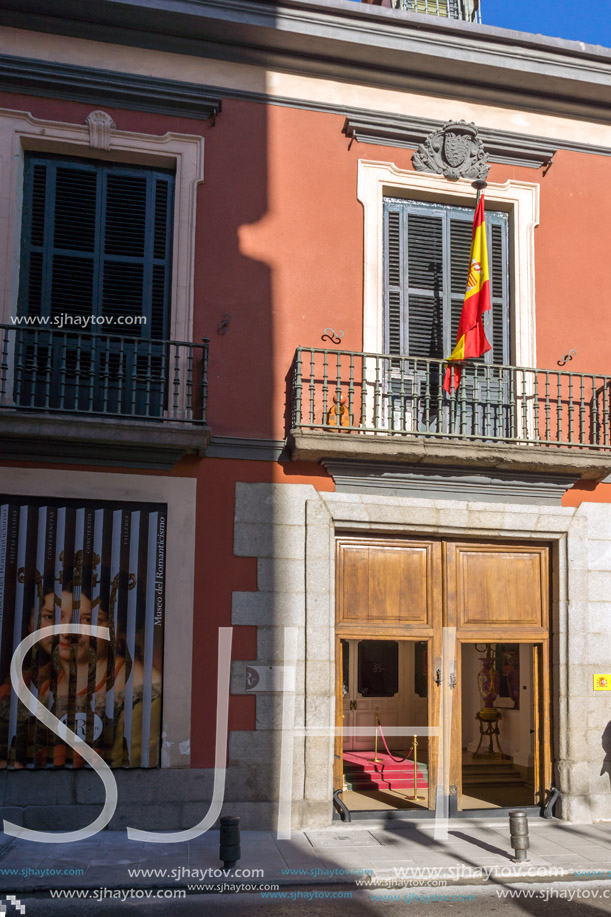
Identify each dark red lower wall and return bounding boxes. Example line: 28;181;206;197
178;457;333;768
0;453;333;769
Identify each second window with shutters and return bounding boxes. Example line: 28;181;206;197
383;197;511;437
383;198;510;363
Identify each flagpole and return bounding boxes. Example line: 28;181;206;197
472;178;488;208
444;177;491;396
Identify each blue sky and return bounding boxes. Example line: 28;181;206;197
483;0;611;48
349;1;611;48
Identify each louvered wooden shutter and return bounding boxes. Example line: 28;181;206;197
489;222;509;364
384;198;510;364
19;154;174;339
384;208;405;355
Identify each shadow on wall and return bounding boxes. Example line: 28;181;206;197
193;87;273;778
600;721;611;784
198;94;273;439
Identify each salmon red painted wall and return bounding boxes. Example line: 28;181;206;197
3;87;611;768
199;104;611;438
4;91;611;439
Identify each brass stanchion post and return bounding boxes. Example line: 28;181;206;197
373;708;380;764
409;734;424;801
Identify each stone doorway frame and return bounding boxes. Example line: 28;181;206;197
303;493;582;826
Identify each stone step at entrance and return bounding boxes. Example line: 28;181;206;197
463;761;525;787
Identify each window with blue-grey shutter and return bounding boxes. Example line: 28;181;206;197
383;198;510;364
383;197;511;437
16;154;175;417
19;153;174;336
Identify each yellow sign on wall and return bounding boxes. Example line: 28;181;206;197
594;675;611;691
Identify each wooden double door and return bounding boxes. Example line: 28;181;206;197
334;536;552;812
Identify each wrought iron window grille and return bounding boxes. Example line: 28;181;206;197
0;325;209;425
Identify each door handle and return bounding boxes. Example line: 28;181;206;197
350;699;358;711
434;657;442;686
449;664;457;690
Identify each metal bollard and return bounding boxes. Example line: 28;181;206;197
508;810;529;862
220;815;241;869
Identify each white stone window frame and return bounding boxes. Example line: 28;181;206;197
0;467;196;768
0;107;205;343
356;160;540;369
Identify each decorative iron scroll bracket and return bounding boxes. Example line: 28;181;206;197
557;349;576;367
321;328;344;345
413;120;490;182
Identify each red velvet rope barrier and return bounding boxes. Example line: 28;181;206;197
377;721;413;764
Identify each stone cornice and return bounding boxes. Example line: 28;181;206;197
3;0;611;121
0;413;211;468
0;55;222;120
322;460;576;505
207;436;286;461
288;430;611;481
344;113;559;169
4;55;611;164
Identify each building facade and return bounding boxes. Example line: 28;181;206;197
0;0;611;831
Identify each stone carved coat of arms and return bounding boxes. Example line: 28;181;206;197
413;120;490;182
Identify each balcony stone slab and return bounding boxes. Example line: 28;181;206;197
288;430;611;482
0;412;210;468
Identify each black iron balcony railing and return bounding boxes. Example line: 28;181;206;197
0;325;209;424
291;347;611;450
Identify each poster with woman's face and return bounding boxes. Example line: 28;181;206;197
0;496;166;769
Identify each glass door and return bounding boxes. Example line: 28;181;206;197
342;639;402;753
339;639;432;810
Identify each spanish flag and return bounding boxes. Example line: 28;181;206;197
443;195;492;393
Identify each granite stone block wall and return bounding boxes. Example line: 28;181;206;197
229;483;611;827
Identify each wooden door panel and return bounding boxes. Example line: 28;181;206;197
446;542;549;639
369;548;406;624
532;644;541;805
540;642;552;796
336;538;440;637
340;547;370;625
334;635;344;791
533;642;552;806
427;634;440;812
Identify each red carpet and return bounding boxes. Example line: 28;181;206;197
343;750;428;791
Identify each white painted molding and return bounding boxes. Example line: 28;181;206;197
356;160;540;368
0;468;197;768
0;107;204;343
85;109;116;150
